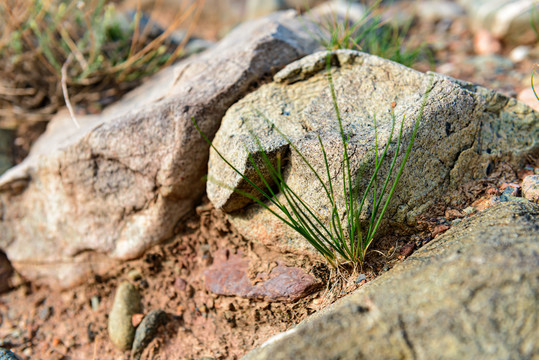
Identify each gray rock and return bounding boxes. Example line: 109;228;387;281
243;200;539;360
0;11;321;288
0;348;21;360
457;0;539;45
131;309;167;360
522;174;539;203
108;281;142;351
0;129;14;176
208;50;538;255
90;295;100;312
38;306;53;321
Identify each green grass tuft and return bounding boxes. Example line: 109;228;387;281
0;0;204;125
303;0;431;68
195;51;433;267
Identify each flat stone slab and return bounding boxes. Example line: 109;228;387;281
204;251;320;302
243;200;539;359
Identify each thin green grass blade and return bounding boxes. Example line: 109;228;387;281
366;112;404;241
532;70;539;101
255;110;336;203
366;79;433;253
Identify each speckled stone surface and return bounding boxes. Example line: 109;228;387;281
208;49;538;255
243;200;539;360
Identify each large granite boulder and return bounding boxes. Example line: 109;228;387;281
0;11;321;288
207;50;538;255
243;200;539;360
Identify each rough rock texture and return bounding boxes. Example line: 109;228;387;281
243;200;539;360
457;0;539;45
131;309;167;360
108;282;142;351
208;50;538;254
0;11;321;288
204;251;320;302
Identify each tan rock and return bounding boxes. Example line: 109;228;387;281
0;11;321;288
108;282;142;351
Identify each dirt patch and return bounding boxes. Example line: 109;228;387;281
0;197;387;360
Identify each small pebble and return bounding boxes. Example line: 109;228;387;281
509;45;530;62
490;195;502;204
503;185;520;196
174;277;188;291
108;282;142;351
127;269;143;281
462;206;476;215
474;28;501;55
0;348;21;360
400;242;416;258
355;274;366;284
432;225;450;237
38;306;53;321
131;309;167;360
451;218;462;226
91;295;100;311
132;313;144;327
52;337;61;347
517;88;539;112
522;175;539;203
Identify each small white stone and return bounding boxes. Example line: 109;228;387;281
509;45;530;62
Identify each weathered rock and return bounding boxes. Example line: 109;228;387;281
522;174;539;203
457;0;539;45
204;251;320;302
0;11;321;288
108;282;142;351
131;309;167;360
243;200;539;360
208;49;538;255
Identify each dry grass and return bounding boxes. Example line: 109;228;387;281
0;0;204;128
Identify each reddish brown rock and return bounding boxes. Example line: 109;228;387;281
204;252;320;302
